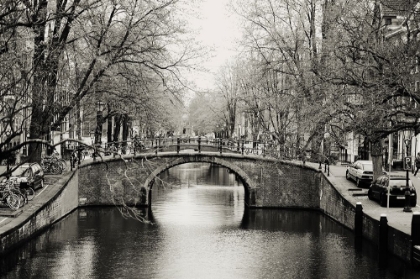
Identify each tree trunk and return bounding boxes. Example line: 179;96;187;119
108;117;113;143
28;1;48;162
76;99;82;140
371;139;384;180
122;114;129;141
113;114;122;143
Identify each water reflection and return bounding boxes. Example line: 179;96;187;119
0;163;419;278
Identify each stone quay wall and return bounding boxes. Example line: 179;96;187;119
0;154;415;265
0;171;78;254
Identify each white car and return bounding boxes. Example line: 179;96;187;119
345;160;374;187
9;162;45;190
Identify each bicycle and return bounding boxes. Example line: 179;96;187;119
44;150;67;172
0;181;21;210
1;179;28;207
8;177;35;202
41;157;63;174
105;144;118;157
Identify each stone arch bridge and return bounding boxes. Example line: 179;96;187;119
78;151;323;209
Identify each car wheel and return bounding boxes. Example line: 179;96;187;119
368;189;374;200
346;171;350;180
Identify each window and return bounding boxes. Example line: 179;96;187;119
23;168;32;178
362;163;373;171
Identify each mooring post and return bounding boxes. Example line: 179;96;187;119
177;137;180;154
411;212;420;267
378;214;388;266
355;202;363;239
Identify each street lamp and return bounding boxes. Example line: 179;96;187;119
319;131;330;170
403;130;412;213
90;130;96;161
95;101;105;146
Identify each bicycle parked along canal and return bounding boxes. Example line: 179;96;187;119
41;155;63;174
0;179;22;210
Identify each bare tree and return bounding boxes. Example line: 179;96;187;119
0;0;195;164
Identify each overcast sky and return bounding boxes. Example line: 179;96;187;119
187;0;242;90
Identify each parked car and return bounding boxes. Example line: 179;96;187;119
368;175;417;207
345;160;375;187
9;163;44;190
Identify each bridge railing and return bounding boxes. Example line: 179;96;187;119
101;138;285;158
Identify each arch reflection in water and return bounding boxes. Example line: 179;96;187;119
153;163;244;227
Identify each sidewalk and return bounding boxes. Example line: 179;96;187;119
306;161;420;235
0;162;72;220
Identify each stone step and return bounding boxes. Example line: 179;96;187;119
412;246;420;267
0;208;22;217
352;191;368;197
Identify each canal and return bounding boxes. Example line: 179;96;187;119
1;163;420;278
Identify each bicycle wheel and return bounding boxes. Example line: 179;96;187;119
25;187;35;201
51;163;62;174
59;159;67;171
9;187;25;206
5;193;20;210
17;191;26;207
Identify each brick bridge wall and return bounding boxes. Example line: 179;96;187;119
78;153;322;209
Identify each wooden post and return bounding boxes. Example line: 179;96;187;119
411;212;420;266
177;137;180;154
378;214;388;266
355;202;363;239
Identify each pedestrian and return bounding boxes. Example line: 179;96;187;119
301;150;306;165
414;152;420;176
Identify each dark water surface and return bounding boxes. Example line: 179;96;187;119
1;163;420;279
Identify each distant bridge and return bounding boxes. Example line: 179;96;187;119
99;137;269;157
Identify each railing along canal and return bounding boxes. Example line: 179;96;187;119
99;137;276;157
68;137;290;169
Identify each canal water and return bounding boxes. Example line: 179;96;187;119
1;163;420;279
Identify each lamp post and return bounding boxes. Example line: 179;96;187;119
95;101;105;146
324;132;330;175
90;131;96;161
319;131;330;170
403;130;412;213
24;128;29;157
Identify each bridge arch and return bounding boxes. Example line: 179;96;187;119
143;156;256;207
